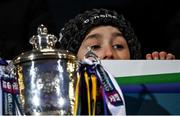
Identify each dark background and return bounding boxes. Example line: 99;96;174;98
0;0;180;59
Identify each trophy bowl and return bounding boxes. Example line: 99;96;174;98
13;25;77;115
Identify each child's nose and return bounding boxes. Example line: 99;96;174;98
102;46;114;59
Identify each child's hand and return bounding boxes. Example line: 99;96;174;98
146;51;175;60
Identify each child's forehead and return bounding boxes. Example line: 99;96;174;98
83;27;126;43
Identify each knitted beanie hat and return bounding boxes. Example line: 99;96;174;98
59;8;141;59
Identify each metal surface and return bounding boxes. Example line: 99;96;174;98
13;25;77;115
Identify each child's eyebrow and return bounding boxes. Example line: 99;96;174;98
85;33;102;40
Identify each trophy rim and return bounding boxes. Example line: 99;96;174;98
12;49;77;65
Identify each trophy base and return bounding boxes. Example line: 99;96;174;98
26;110;69;115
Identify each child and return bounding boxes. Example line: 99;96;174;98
59;8;175;60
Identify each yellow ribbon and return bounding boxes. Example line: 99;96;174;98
91;74;97;116
84;72;91;115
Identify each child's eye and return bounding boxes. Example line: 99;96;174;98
90;45;101;50
113;44;124;49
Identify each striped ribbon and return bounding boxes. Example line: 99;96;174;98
73;59;126;115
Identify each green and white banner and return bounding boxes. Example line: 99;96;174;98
101;60;180;84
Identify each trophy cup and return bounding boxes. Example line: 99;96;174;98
13;24;77;115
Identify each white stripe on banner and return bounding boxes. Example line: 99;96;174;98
101;60;180;77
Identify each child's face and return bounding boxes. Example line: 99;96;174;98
77;26;130;60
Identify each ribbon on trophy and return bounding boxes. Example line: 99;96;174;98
73;49;126;115
0;58;24;115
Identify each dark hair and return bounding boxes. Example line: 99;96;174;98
59;8;141;59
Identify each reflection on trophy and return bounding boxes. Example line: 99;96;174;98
13;24;77;115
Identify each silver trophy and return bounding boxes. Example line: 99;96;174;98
13;24;77;115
